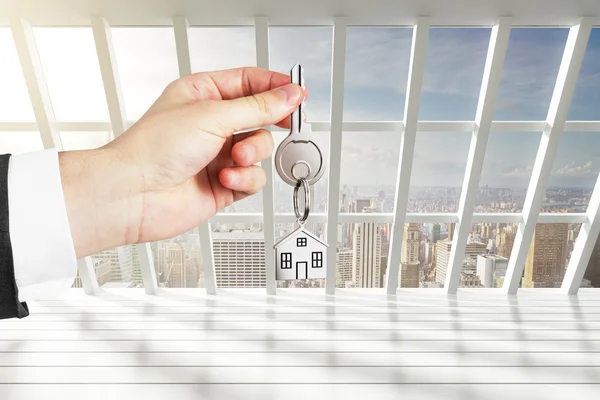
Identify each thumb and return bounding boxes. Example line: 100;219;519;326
206;84;304;135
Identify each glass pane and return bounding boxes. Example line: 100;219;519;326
212;222;265;288
333;222;386;289
270;27;332;121
581;234;600;288
408;132;471;212
93;245;140;288
389;223;453;289
0;132;43;154
189;27;255;72
340;131;400;213
343;27;412;121
419;28;490;120
272;131;329;213
153;228;204;288
494;28;568;121
545;132;600;213
59;132;110;151
33;28;109;121
476;132;541;213
568;28;600;121
111;28;179;121
522;223;581;288
0;29;35;121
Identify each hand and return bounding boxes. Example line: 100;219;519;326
59;67;307;258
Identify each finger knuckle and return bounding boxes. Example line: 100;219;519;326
247;94;270;115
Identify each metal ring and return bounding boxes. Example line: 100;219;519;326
293;178;310;224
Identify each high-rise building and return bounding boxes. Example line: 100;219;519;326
353;222;382;288
92;246;134;286
356;199;371;213
522;223;568;288
213;231;266;288
477;254;509;288
435;240;487;286
164;243;185;288
497;225;516;258
399;223;420;288
336;249;354;288
448;223;455;241
131;244;143;285
432;223;441;243
435;241;452;285
584;236;600;288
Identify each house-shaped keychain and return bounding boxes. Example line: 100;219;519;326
274;226;328;280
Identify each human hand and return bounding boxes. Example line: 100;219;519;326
59;67;307;258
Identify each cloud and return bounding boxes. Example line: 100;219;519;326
555;161;593;176
501;166;533;179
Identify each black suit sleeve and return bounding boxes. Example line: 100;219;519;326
0;154;29;319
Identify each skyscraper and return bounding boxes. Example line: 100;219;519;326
435;241;452;285
432;223;441;243
448;223;455;241
92;246;134;286
353;222;382;288
584;236;600;287
477;254;509;288
164;243;185;288
213;231;266;288
336;249;354;288
497;225;516;258
435;240;487;286
399;223;420;288
522;224;568;288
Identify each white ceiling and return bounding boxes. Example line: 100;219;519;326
0;0;599;26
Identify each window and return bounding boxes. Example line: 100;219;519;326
297;237;307;247
581;235;600;288
0;29;35;121
523;223;581;289
340;132;400;213
269;27;333;121
111;27;179;121
568;28;600;121
33;28;108;121
312;251;323;268
408;132;471;213
476;132;541;213
281;252;292;269
546;132;600;213
493;28;568;120
420;28;490;120
343;27;412;120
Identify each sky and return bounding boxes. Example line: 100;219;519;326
0;25;599;197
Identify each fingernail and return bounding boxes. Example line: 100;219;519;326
277;84;302;105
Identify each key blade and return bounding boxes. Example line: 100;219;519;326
290;64;306;134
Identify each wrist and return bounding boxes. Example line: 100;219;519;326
58;147;143;258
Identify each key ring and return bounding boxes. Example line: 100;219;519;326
293;177;310;225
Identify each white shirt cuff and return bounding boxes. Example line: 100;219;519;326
8;149;77;301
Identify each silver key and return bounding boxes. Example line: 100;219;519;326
274;64;326;187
